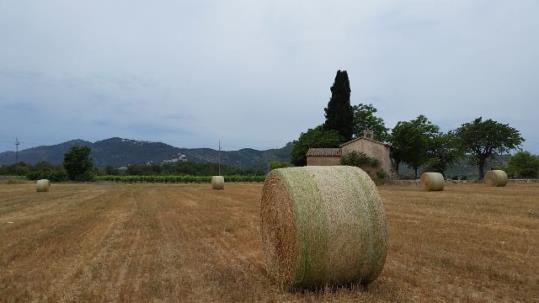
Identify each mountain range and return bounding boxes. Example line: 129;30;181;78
0;137;293;170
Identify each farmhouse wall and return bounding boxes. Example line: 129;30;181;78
306;156;341;166
341;139;392;176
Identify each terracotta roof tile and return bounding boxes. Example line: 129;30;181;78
339;136;390;148
306;148;342;157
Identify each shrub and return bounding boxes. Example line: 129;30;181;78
25;161;67;182
376;170;388;180
507;151;539;178
341;151;379;168
0;162;31;176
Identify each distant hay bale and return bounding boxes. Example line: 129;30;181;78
36;179;50;192
260;166;388;289
484;170;508;187
211;176;224;190
420;172;445;191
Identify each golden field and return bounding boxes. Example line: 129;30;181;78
0;182;538;302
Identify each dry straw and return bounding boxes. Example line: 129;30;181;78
211;176;224;190
36;179;50;192
420;172;445;191
484;170;508;187
260;166;388;289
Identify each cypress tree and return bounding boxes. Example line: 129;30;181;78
324;70;354;141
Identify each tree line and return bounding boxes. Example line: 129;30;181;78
0;145;265;181
291;70;534;179
116;162;264;176
0;146;94;181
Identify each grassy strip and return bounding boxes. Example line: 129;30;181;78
95;175;265;183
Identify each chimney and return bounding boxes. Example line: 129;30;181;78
363;129;374;140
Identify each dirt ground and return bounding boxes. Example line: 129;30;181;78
0;182;537;302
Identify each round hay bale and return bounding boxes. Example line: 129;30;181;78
420;172;445;191
211;176;224;190
36;179;50;192
484;170;508;187
260;166;388;289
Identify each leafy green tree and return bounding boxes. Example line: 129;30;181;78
390;115;439;178
424;132;462;176
290;125;345;166
455;117;523;179
324;70;354;140
389;144;404;176
352;103;389;142
63;145;94;181
390;121;424;177
507;151;539;178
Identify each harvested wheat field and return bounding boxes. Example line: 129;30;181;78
0;183;538;302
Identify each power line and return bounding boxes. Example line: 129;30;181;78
15;137;20;163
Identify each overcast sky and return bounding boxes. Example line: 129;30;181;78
1;0;538;152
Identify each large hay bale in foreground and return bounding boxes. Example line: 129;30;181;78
36;179;50;192
260;166;388;289
211;176;224;190
420;172;445;191
484;170;508;187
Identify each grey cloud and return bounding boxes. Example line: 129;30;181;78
1;101;35;112
0;0;538;153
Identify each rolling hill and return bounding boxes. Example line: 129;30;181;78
0;137;293;170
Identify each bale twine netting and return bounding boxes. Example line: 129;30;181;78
484;170;508;187
211;176;224;190
36;179;50;192
260;166;388;289
420;172;445;191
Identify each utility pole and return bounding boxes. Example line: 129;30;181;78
15;138;20;164
218;140;221;176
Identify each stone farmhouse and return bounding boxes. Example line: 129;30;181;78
306;130;393;177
